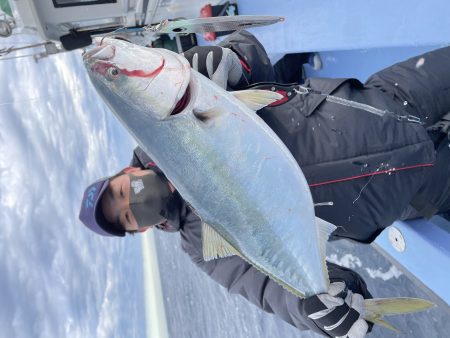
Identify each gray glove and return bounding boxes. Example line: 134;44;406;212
304;282;369;338
182;46;243;89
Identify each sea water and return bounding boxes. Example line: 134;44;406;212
153;230;450;338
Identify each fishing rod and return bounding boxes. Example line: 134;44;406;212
103;15;284;37
1;15;284;60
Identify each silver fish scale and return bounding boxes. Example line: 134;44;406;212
159;74;327;297
89;60;329;297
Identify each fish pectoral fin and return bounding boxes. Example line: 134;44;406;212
232;89;283;111
193;107;222;123
202;222;240;261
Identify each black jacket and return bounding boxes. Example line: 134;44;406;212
130;31;450;336
221;30;449;243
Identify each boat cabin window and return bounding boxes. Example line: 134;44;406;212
52;0;116;8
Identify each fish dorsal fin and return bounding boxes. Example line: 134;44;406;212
202;222;240;261
315;217;337;287
232;89;283;111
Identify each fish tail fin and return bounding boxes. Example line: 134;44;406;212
315;217;337;287
370;317;400;333
363;297;435;332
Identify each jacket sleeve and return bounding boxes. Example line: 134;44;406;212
179;208;372;337
218;30;276;89
130;146;150;168
129;146;166;176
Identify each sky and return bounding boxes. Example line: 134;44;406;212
0;33;147;338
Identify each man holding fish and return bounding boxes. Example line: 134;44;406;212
79;30;447;337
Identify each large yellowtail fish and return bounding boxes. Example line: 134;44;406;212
83;38;434;329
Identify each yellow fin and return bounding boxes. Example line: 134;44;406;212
232;89;283;111
370;318;400;333
364;297;435;317
202;222;240;261
363;297;435;332
315;217;337;288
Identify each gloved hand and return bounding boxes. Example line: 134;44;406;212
304;282;369;338
182;46;243;89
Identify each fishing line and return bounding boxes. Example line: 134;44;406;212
295;85;424;124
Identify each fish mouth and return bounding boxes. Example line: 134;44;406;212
82;44;115;62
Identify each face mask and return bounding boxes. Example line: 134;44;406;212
128;172;171;228
157;190;183;232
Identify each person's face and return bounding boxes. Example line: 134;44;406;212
101;169;155;232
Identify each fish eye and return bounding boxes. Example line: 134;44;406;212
106;66;119;80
